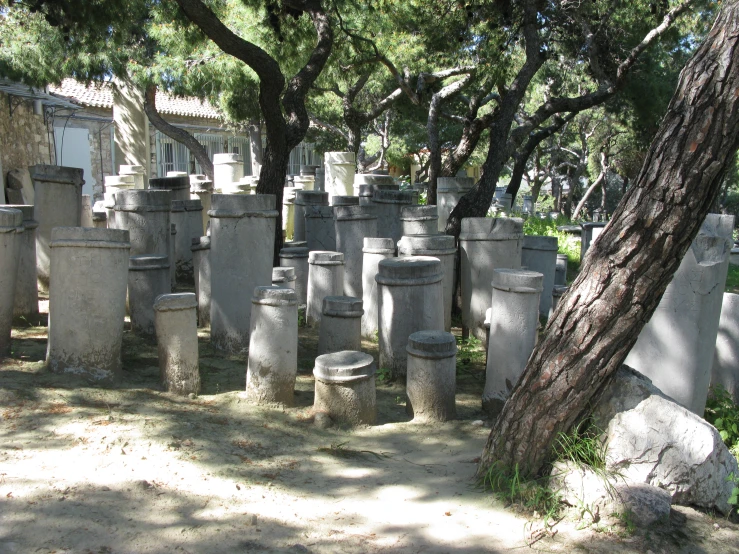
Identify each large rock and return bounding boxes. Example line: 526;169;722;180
592;366;738;514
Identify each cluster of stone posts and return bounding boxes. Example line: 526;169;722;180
317;296;363;355
371;189;416;244
305;205;336;251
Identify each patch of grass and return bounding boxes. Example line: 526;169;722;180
726;264;739;294
705;385;739;458
456;335;485;368
376;367;392;383
553;420;608;473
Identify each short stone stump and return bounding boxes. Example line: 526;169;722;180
154;293;200;395
317;296;363;355
406;330;457;422
313;351;376;426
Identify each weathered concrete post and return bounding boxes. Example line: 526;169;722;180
400;205;439;236
331;196;359;207
361;238;395;339
377;257;444;379
209;194;277;353
128;255;171;337
81;195;94;227
436;176;473;232
358;183;398;206
305;205;336;252
353;174;395;197
482;269;543;417
712;292;739;403
580;222;607;261
370;189;416;245
29;165;83;291
47;227;130;382
459;217;523;342
406;330;457;422
0;208;23;355
294;190;329;243
119;165;146;190
317;296;363;355
313;350;376;425
334;205;378;298
104;175;136;226
246;286;298;405
7;205;40;324
324;152;356;202
113;190;172;257
549;285;568;318
282;187;297;240
306;251;344;326
170;199;204;284
213;153;244;192
272;266;296;290
521;235;558;317
154;293;200;395
169;224;177;289
191;237;211;328
189;174;213;232
279;246;309;307
149;176;190;203
555;253;568;286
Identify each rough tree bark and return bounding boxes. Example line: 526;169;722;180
143;84;214;180
477;0;739;479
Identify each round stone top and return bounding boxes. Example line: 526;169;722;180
171;199;204;212
459;217;523;241
397;234;455;254
213;152;243;164
377;256;442;283
309;251;344;264
492;268;544;293
295;190;329;205
166;171;188;177
0;207;23;229
325;151;356;164
149;176;189;190
372;189;415;204
322;295;363;317
191;236;211;251
332;196;360;207
3;205;34;221
313;350;376;382
118;164;145;174
210;193;276;214
272;266;296;282
280;246;309;259
50;227;130;248
407;330;457;359
363;237;396;254
358;183;399;197
552;285;569;297
104;175;135;187
115;189;172;209
400;205;438;220
252;285;297;306
334;205;377;221
437;176;474;192
129;255;169;270
523;235;558;251
284;240;307;248
154;292;197;311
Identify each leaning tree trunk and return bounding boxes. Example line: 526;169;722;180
478;0;739;479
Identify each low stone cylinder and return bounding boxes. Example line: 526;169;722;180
213;153;244;191
377;257;444;379
272;266;296;290
400;205;439;236
370;189;416;245
358;183;398;206
335;205;378;298
483;269;543;417
314;167;325;192
246;286;298;405
305;205;336;252
549;285;568;318
149;176;190;203
580;222;606;260
279;247;309;307
294;190;329;242
0;208;23;355
522;235;558;317
397;234;456;332
306;251;344;326
332;196;360;207
555;254;568;285
154;293;200;395
119;165;146;190
353;173;395;195
170;199;204;284
92;209;107;229
406;330;457;422
191;237;211;327
104;176;136;228
361;238;395;339
436;177;474;232
128;255;171;337
47;227;130;381
317;296;363;355
313;350;376;425
114;190;172;257
7;205;40;324
324;152;356;202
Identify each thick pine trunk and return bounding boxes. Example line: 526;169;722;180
478;0;739;479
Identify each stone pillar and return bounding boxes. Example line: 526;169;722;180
279;246;309;307
191;237;211;328
209;194;277;354
293;174;315;192
153;293;200;395
522;195;534;215
625;214;734;415
104;175;136;221
170;199;204;284
81;195;94;227
306;251;344;327
712;293;739;403
293;190;329;243
314;167;325;192
377;257;444;379
47;227;130;382
119;165;147;190
282;187;297;240
371;189;416;245
189;175;213;233
324;152;356;203
113;78;149;178
113;190;171;257
522;235;558;317
304;205;336;252
482;269;543;417
7;205;40;324
580;222;607;261
400;205;438;236
317;296;363;355
313;351;376;425
406;330;457;422
436;177;474;232
246;286;298;405
549;285;568;318
332;196;360;207
92;208;107;229
149;176;190;203
361;238;395;339
169;223;177;289
353;173;395;197
213;153;244;192
459;217;523;342
272;266;296;290
397;234;456;332
555;253;568;286
29;165;83;292
284;240;307;248
0;208;22;355
335;205;378;298
358;183;398;206
128;255;171;337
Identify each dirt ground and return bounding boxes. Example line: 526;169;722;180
2;303;739;553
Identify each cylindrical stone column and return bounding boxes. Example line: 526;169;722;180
190;175;213;233
358;183;398;206
317;296;363;355
209;194;277;353
522;235;558;317
712;292;739;403
213;153;244;192
169;223;177;289
555;253;568;285
400;205;438;236
361;238;395;339
272;266;296;290
397;234;456;332
282;187;297;240
377;257;444;379
371;190;416;245
279;247;309;307
436;177;474;232
47;227;130;381
119;164;146;190
324;152;356;202
549;285;568;318
406;330;457;422
81;195;94;227
92;209;107;229
305;205;336;252
580;222;607;261
332;196;360;207
483;269;543;417
335;205;378;298
294;190;329;243
104;175;136;227
191;237;211;328
170;199;204;284
29;165;83;291
154;293;200;395
246;286;298;405
128;255;171;337
0;208;23;355
314;167;325;192
459;217;523;341
313;351;376;425
353;173;395;196
114;190;172;257
149;176;190;203
306;251;344;326
7;205;40;324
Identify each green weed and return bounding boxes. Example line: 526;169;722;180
523;216;581;280
480;461;561;523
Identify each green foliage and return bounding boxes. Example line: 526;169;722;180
376;367;392;383
480;461;561;521
455;335;485;374
726;265;739;294
553;421;608;472
523;216;581;279
705;385;739;457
